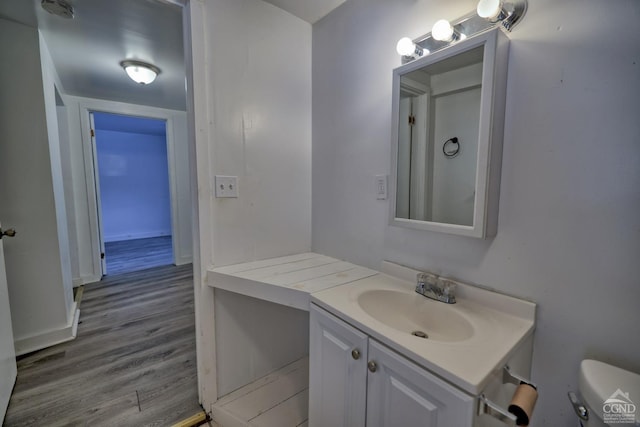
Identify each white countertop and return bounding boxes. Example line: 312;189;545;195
207;253;377;311
208;253;535;395
311;269;536;395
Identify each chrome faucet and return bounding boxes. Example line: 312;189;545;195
415;273;457;304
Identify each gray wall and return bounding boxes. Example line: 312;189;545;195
311;0;640;425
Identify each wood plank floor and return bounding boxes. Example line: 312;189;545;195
4;264;201;427
212;357;309;427
105;236;173;276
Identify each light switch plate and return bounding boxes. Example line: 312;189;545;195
215;175;238;198
375;175;387;200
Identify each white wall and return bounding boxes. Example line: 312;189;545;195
202;0;312;268
0;20;77;354
63;96;193;281
214;289;309;396
39;34;75;317
189;0;311;407
312;0;640;425
431;87;480;225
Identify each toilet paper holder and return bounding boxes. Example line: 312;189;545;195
478;394;518;426
478;365;537;426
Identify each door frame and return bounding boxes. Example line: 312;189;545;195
75;0;219;410
79;100;182;277
0;221;17;422
88;112;106;275
73;0;218;411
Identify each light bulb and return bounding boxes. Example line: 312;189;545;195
120;60;160;85
125;66;157;84
432;19;455;42
477;0;503;20
396;37;416;56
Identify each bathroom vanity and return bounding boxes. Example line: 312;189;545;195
206;254;535;427
309;264;535;427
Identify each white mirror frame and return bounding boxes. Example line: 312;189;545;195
389;28;510;239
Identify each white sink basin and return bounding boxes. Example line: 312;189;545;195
357;289;474;342
311;268;536;394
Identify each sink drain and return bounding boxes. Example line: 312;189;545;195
411;330;428;339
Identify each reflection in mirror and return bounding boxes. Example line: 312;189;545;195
396;46;483;226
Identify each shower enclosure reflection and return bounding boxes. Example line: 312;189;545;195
395;46;483;226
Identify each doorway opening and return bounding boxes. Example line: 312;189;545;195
91;111;174;276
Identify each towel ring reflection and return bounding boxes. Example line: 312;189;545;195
443;137;460;158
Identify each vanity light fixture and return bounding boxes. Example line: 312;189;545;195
394;0;527;61
396;37;428;59
476;0;527;31
120;60;161;85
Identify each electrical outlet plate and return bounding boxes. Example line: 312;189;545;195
215;175;238;198
375;175;387;200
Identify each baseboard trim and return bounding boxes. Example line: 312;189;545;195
175;255;193;266
81;274;102;285
14;306;81;356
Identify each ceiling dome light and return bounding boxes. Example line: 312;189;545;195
41;0;74;19
431;19;455;42
120;60;161;85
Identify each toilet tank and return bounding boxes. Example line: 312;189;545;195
578;359;640;427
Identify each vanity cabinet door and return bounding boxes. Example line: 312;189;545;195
366;340;475;427
309;304;368;427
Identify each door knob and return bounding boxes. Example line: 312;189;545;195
351;349;361;360
368;361;377;372
0;228;16;239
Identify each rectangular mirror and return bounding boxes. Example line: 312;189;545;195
390;29;509;238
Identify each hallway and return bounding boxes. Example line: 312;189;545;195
4;264;201;426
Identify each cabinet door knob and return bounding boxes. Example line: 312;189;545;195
368;361;377;372
351;349;361;360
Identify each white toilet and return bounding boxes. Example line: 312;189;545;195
571;359;640;426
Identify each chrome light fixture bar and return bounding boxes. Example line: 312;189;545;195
120;60;161;85
396;0;527;62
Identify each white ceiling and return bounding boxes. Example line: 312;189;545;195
261;0;346;24
0;0;345;111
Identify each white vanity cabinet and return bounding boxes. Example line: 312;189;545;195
366;340;474;427
309;303;368;427
310;304;475;427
